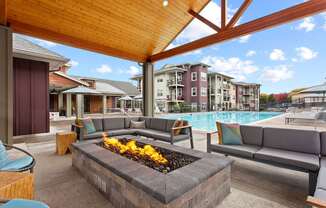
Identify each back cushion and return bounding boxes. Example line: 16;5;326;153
321;132;326;156
149;118;167;131
240;125;263;146
103;117;125;131
92;119;103;132
165;119;177;132
124;117;140;128
263;127;320;155
139;117;151;128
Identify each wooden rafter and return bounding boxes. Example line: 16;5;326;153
0;0;7;25
188;9;221;32
9;20;146;62
306;196;326;208
226;0;252;29
150;0;326;62
221;0;228;29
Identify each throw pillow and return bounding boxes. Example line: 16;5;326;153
82;118;96;134
130;120;145;129
0;141;9;168
216;122;243;145
173;120;184;136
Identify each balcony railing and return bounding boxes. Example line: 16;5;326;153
167;95;184;102
167;80;184;87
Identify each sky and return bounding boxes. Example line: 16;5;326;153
20;0;326;94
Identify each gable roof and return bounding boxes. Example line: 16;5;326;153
95;81;126;95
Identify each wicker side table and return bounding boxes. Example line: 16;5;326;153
56;132;77;155
0;172;34;200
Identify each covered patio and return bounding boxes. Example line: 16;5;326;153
1;0;326;207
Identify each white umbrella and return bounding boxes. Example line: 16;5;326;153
119;95;133;101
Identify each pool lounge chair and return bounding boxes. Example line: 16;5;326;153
285;111;318;124
0;141;35;173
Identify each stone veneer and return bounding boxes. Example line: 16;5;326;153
71;138;233;208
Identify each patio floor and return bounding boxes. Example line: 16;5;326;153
18;128;308;208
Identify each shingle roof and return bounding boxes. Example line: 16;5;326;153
232;81;261;86
95;81;126;95
62;86;101;94
13;34;68;62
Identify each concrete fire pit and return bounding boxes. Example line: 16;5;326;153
71;138;233;208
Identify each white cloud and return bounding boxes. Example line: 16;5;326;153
296;47;318;60
96;64;112;73
238;35;251;43
67;60;79;67
246;50;256;57
261;65;294;83
201;56;258;81
127;66;141;76
296;17;315;32
269;49;285;61
36;39;57;47
182;49;202;56
291;58;298;63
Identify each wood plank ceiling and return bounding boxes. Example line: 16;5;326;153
6;0;210;62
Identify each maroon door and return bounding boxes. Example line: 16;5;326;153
13;57;49;136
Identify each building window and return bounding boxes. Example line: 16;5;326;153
191;87;197;96
191;103;198;111
191;72;197;81
157;89;163;97
157;78;163;83
201;87;207;96
201;103;207;111
201;72;207;81
178;88;182;96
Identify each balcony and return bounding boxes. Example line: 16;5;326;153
167;95;184;102
167;80;184;87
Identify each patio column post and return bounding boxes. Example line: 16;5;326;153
76;94;84;118
142;62;154;117
0;26;13;144
66;94;72;117
58;93;64;111
102;95;107;114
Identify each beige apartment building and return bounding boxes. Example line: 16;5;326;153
232;82;261;111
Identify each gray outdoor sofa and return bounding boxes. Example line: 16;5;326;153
207;126;326;207
72;116;194;148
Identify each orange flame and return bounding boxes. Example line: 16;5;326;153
102;134;168;165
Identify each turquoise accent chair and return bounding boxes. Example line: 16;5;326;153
0;199;49;208
0;141;35;173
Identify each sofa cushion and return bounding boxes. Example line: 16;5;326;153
136;129;171;142
84;132;105;140
255;147;319;171
321;132;326;156
263;127;320;155
130;120;145;129
106;129;137;137
217;122;243;145
316;167;326;190
240;125;263;146
315;188;326;201
124;117;140;128
103;117;125;130
149;118;167;132
139;117;151;128
82;118;96;134
209;144;261;159
92;119;103;132
165;119;177;132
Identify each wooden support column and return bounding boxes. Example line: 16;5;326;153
142;62;154;117
102;95;107;114
0;25;12;144
76;94;84;119
58;93;64;110
66;94;72;117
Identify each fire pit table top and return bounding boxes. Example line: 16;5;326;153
71;137;233;203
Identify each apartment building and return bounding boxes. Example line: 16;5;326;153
132;63;261;112
208;72;235;111
132;63;209;112
232;82;261;111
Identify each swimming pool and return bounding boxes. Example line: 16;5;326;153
162;111;282;131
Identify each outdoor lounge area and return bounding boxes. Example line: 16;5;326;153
1;0;326;208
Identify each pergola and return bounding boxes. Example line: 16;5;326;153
0;0;326;144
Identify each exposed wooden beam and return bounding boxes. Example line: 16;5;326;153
0;0;7;25
9;20;146;63
150;0;326;62
306;196;326;208
226;0;252;29
188;9;221;32
221;0;228;29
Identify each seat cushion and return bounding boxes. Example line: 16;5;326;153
316;167;326;190
255;147;319;171
91;118;103;132
321;132;326;156
240;125;263;146
136;129;171;142
84;132;105;140
0;156;33;171
315;188;326;201
103;117;125;130
149;118;167;132
106;129;137;137
209;144;261;159
263;127;320;155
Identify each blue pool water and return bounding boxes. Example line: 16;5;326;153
162;111;282;131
